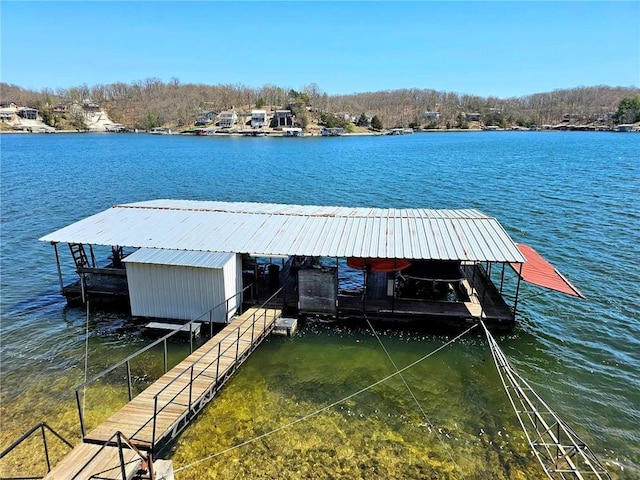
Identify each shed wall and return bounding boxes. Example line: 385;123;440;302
126;254;240;322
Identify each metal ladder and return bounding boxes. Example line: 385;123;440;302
69;243;90;270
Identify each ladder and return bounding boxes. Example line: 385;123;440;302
69;243;90;270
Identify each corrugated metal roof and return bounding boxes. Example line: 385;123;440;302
511;244;584;298
123;248;235;269
40;200;526;263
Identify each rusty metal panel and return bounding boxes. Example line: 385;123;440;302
298;268;337;315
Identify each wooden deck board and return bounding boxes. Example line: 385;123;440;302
47;307;280;479
43;443;142;480
84;307;279;448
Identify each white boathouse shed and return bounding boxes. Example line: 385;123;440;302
123;248;242;322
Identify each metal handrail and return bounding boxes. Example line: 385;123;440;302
149;288;283;448
75;284;254;438
68;430;154;480
0;422;73;477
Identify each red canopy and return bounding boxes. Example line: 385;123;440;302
347;258;411;273
511;244;585;298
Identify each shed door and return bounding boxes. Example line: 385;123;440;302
298;268;337;315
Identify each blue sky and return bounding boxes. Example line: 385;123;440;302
1;1;638;98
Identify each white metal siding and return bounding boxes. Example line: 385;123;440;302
125;252;240;322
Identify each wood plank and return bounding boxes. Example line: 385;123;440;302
47;307;280;479
43;443;142;480
85;307;280;447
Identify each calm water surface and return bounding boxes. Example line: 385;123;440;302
1;132;638;478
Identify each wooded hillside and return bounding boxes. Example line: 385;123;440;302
1;80;638;130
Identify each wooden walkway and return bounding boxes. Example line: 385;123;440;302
44;306;281;479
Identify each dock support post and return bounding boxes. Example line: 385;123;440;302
88;245;97;268
481;262;491;310
513;263;523;319
52;243;64;294
499;263;506;294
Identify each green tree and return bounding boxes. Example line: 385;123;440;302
255;97;266;109
142;110;163;130
41;106;54;127
370;115;383;130
69;112;86;130
320;113;349;129
613;95;640;123
356;112;369;127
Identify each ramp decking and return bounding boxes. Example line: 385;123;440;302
44;306;281;479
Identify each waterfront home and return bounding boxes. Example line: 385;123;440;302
195;110;217;125
465;112;481;122
217;111;237;128
0;107;17;122
17;107;38;120
251;109;268;128
274;109;294;127
423;111;440;121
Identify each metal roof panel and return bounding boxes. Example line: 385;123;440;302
40;200;525;262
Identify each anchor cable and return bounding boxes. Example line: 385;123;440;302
173;324;477;474
365;318;468;480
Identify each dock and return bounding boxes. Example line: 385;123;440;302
43;306;281;479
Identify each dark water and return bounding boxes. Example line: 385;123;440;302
1;132;638;478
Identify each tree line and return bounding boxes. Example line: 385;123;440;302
1;80;638;130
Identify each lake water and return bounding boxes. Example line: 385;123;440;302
1;131;638;479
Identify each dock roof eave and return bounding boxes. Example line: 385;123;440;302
39;200;527;263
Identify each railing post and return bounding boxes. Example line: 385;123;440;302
41;423;51;473
126;360;133;401
189;323;194;354
152;396;158;454
189;365;194;413
251;316;255;344
215;343;221;383
163;339;168;373
117;433;127;480
75;389;86;439
235;328;240;362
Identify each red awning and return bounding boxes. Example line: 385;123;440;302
510;244;585;298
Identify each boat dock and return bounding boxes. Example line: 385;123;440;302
43;305;281;479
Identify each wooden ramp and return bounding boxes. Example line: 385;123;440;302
44;306;280;479
43;443;143;480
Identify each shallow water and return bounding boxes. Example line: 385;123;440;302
1;132;638;478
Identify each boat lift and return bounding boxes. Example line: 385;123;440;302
482;321;611;480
